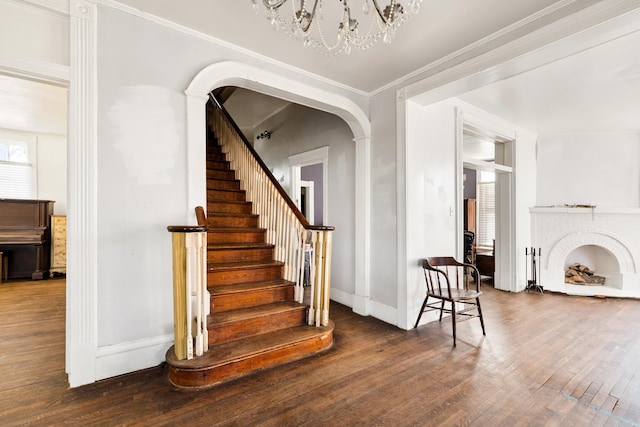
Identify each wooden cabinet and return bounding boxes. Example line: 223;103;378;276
476;253;495;278
464;199;476;234
0;199;54;280
50;215;66;276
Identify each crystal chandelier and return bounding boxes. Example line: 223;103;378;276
251;0;422;56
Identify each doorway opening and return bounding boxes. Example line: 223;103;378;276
299;179;315;225
289;146;329;226
458;118;514;291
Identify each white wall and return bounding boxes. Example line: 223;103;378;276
36;134;66;214
537;132;640;208
368;89;399;310
404;99;459;328
253;103;356;296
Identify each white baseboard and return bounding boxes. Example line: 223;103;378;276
95;334;173;381
330;288;354;307
330;289;399;328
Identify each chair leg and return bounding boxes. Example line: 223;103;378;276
451;301;457;347
414;295;429;328
438;300;445;321
476;297;486;335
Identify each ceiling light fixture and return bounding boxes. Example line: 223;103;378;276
251;0;422;56
256;130;273;140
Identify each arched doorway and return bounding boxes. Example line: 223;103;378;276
184;61;373;315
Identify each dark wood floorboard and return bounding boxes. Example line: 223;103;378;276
1;278;640;426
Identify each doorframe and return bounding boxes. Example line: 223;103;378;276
456;111;516;292
288;146;329;226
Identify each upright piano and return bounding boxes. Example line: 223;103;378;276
0;199;54;280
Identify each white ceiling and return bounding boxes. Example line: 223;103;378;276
0;74;67;136
223;88;291;137
114;0;565;93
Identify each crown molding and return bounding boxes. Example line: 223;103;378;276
373;0;638;96
402;0;640;103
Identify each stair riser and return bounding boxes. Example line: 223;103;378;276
167;330;334;389
207;153;227;162
207;202;253;214
207;190;246;202
207;180;241;191
208;266;283;286
207;170;236;180
207;231;265;244
207;160;230;170
207;216;259;228
209;308;307;345
211;286;294;313
208;247;274;263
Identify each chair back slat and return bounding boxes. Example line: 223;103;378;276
423;257;480;294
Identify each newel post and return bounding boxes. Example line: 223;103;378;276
167;225;208;360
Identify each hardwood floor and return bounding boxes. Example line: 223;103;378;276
1;278;639;426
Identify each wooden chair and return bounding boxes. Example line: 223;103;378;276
414;257;486;346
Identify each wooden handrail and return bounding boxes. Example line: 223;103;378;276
209;94;333;232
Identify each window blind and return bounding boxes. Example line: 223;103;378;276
477;181;495;248
0;161;32;199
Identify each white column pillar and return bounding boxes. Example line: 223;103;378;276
67;0;98;387
353;135;371;315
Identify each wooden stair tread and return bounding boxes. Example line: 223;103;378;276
210;279;293;295
167;321;334;370
209;301;304;325
208;242;274;250
207;188;244;192
207;212;258;219
206;227;265;233
208;260;284;271
208;200;252;206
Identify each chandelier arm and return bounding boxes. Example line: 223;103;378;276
263;0;288;9
370;0;393;25
300;0;320;33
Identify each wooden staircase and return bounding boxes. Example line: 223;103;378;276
166;131;334;389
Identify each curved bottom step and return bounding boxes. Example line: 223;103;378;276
166;321;334;390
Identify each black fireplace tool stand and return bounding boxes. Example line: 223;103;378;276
525;247;543;293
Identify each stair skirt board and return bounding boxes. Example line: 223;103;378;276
166;322;334;390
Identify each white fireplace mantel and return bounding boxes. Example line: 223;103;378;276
530;206;640;215
530;206;640;298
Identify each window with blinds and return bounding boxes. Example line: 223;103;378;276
0;138;35;199
477;171;495;248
